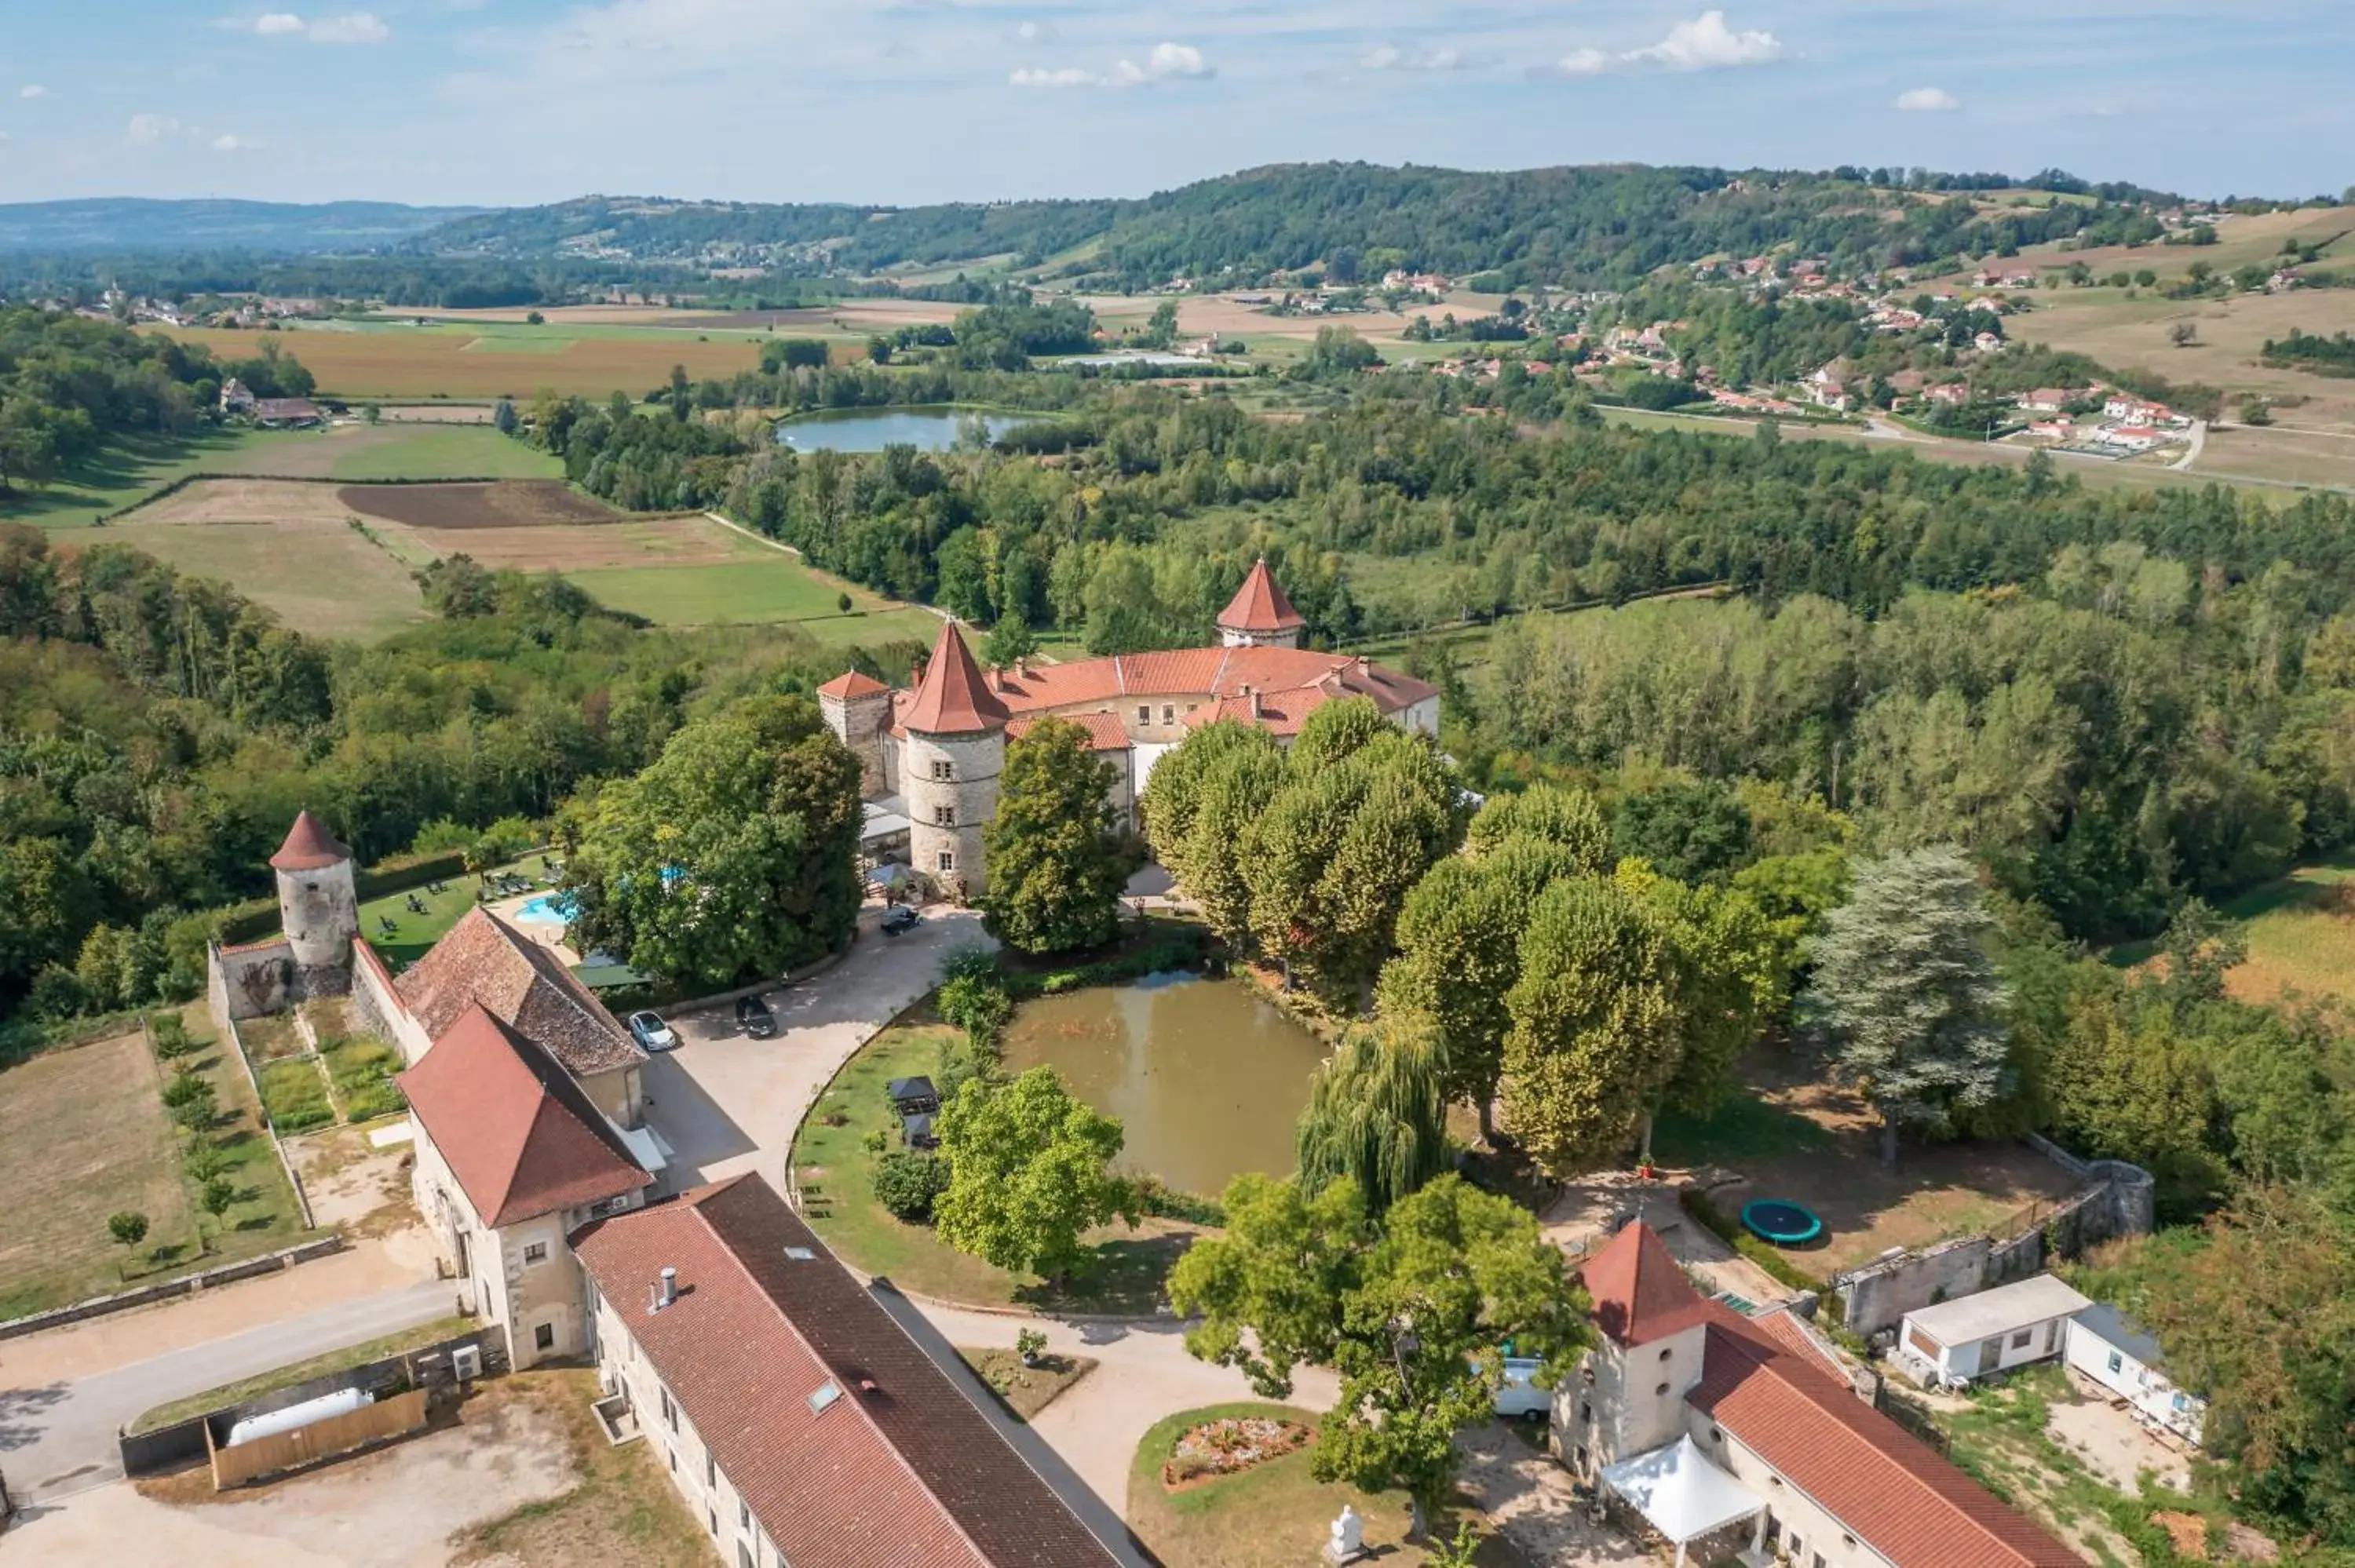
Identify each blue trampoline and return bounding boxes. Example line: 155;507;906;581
1740;1198;1824;1247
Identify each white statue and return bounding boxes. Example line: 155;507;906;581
1324;1504;1367;1563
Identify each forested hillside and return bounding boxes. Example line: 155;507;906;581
0;198;483;253
415;163;2186;288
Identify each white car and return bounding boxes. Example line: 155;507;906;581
628;1010;678;1053
1494;1356;1551;1420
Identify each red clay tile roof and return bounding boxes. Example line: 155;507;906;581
1006;712;1131;753
901;621;1010;735
1218;559;1305;633
571;1176;1123;1568
269;809;351;871
817;669;889;702
397;1004;648;1227
1691;1307;2081;1568
1576;1221;1714;1348
393;907;643;1079
982;646;1437;722
1746;1305;1849;1378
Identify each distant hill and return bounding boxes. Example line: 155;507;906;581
411;163;2195;288
0;198;488;253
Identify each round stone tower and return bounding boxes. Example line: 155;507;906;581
272;808;360;996
899;622;1008;899
1217;558;1307;649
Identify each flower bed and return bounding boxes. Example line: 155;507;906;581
1163;1415;1313;1490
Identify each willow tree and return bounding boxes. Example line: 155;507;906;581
1296;1019;1450;1214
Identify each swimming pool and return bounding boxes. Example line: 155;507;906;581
515;892;578;925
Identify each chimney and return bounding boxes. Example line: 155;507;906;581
1245;685;1261;720
652;1266;678;1312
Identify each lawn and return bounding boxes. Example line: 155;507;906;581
324;425;563;482
0;427;264;526
562;555;945;646
104;488;431;642
1126;1402;1523;1568
357;851;557;970
128;1314;476;1435
793;1021;1203;1314
0;1004;306;1319
459;1368;718;1568
2109;850;2355;1008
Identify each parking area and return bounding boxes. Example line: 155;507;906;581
637;901;992;1195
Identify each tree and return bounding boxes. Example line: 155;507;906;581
934;1067;1136;1286
2140;1187;2355;1542
867;334;893;365
982;612;1038;669
1798;845;2010;1165
199;1175;236;1239
1611;779;1753;884
563;695;864;989
982;717;1128;954
1138;300;1181;351
834;591;853;614
1169;1173;1587;1538
2170;322;2200;348
492;398;517;435
1295;1018;1450;1214
1143;720;1286;948
108;1210;149;1275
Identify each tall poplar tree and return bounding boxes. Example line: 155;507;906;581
982;717;1126;954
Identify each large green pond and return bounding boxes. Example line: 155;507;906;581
996;974;1327;1197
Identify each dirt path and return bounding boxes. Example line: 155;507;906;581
1453;1423;1650;1566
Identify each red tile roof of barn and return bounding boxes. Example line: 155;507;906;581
981;646;1436;720
900;621;1010;735
393;907;642;1079
1218;559;1306;633
1691;1307;2081;1567
571;1175;1123;1568
817;669;890;702
1576;1220;1715;1347
269;809;351;871
1006;712;1130;753
396;1004;648;1227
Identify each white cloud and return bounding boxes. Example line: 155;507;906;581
1361;42;1467;72
212;131;260;151
1894;86;1960;112
1012;41;1213;90
254;12;306;34
126;113;184;145
1557;11;1784;77
20;84;53;100
305;11;390;43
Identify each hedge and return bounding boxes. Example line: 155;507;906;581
210;848;472;946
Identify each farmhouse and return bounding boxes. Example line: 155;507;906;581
2064;1305;2206;1446
1558;1223;2079;1568
573;1172;1123;1568
252;396;326;428
820;561;1437;897
1892;1274;2092;1389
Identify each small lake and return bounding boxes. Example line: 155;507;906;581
773;407;1026;452
997;973;1328;1197
1057;352;1202;368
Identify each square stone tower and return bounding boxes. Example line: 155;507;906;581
817;669;895;797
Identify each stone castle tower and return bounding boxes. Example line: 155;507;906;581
272;808;360;997
899;621;1008;898
1217;558;1308;649
817;669;896;798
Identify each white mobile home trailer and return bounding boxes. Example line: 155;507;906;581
1895;1274;2091;1388
2065;1304;2205;1446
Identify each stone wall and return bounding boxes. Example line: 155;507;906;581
903;728;1002;897
209;939;293;1026
349;939;430;1066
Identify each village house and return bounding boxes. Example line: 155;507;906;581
1560;1223;2079;1568
251;397;326;429
1923;383;1973;407
396;1003;652;1369
573;1173;1124;1568
2017;388;2075;414
820;562;1437;897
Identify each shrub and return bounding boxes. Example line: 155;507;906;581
108;1211;150;1249
150;1013;193;1059
1678;1187;1823;1292
26;965;85;1021
184;1140;229;1183
861;1129;889;1154
160;1067;212;1110
938;972;1013;1050
409;819;478;855
1016;1327;1047;1362
1130;1172;1225;1226
872;1150;951;1223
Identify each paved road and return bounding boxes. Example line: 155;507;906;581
0;1276;455;1504
642;903;993;1194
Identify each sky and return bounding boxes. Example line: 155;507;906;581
0;1;2347;210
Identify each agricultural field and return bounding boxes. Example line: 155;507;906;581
339;479;619;530
144;321;765;399
101;479;431;641
564;554;946;643
2112;851;2355;1010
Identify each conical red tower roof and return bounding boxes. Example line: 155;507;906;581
270;808;352;871
1217;558;1305;633
900;622;1010;735
1576;1220;1711;1347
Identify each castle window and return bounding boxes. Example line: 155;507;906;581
1163;705;1175;724
1137;705;1152;725
937;851;955;873
933;806;955;826
931;760;954;781
1655;1382;1669;1396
